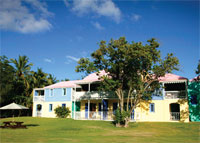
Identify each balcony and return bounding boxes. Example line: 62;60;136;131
73;91;116;100
33;96;45;102
165;91;186;99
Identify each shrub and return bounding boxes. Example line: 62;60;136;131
114;108;131;127
54;106;71;118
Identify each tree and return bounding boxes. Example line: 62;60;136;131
31;68;48;88
195;60;200;81
61;78;70;82
10;55;33;79
0;56;15;106
76;37;179;127
47;74;58;84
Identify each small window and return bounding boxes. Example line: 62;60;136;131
62;104;66;107
191;95;197;105
63;88;66;96
50;89;53;96
49;104;53;112
150;103;155;112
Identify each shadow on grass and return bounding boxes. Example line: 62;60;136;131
25;124;39;127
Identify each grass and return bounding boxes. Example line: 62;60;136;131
0;117;199;143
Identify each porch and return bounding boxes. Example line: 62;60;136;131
74;111;140;121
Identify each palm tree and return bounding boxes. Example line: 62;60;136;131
47;74;58;85
10;55;33;79
31;68;48;88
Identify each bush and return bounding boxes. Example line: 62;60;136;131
54;106;71;118
114;108;130;126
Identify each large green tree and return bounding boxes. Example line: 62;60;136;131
195;60;200;81
76;37;179;127
0;56;15;106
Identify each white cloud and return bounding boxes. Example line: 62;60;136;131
66;56;80;62
44;58;53;63
131;14;141;22
0;0;53;33
65;0;121;23
92;21;104;30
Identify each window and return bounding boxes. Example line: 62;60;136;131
62;104;66;107
63;88;66;96
49;104;53;112
150;103;155;112
50;89;53;97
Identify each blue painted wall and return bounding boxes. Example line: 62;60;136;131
45;88;71;102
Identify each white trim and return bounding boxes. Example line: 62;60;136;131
161;80;187;84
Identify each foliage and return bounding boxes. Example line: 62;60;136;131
114;108;130;125
195;60;200;81
0;56;15;106
54;106;71;118
0;55;58;111
76;37;179;126
195;60;200;75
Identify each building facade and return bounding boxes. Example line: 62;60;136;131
32;72;190;122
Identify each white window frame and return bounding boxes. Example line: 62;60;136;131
63;88;67;96
50;89;54;97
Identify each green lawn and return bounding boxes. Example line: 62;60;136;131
0;117;199;143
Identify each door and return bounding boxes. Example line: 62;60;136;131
85;103;88;119
103;100;108;119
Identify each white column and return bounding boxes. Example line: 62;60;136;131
162;83;165;100
74;86;76;119
88;83;90;92
88;100;90;119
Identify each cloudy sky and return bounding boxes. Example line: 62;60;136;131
1;0;199;80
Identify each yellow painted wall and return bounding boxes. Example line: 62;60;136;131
79;99;189;122
135;99;189;122
33;101;72;118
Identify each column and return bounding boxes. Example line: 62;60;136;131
88;100;90;119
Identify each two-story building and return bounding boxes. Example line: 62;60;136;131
32;72;189;122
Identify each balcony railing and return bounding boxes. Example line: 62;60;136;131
170;112;180;121
73;91;117;100
34;96;45;102
165;91;186;99
73;111;140;121
36;111;42;117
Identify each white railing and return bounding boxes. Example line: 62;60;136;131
165;91;186;99
73;91;116;100
170;112;180;121
74;111;140;121
34;96;45;102
36;111;42;117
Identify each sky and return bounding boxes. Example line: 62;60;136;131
0;0;199;81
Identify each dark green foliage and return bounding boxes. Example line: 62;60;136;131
114;108;130;125
0;55;58;115
54;106;71;118
0;56;15;106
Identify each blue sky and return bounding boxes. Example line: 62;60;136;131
0;0;199;80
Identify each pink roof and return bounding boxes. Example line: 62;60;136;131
44;80;82;89
158;73;187;82
45;72;187;89
190;76;200;81
83;70;107;81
